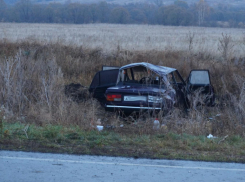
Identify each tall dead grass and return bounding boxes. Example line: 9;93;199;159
0;38;244;136
1;23;245;58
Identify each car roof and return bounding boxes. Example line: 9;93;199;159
119;62;176;76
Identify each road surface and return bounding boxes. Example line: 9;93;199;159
0;150;245;182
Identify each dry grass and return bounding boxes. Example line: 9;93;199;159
0;23;245;137
1;23;245;58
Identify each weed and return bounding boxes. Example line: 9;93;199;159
228;135;243;144
43;125;63;140
166;132;181;140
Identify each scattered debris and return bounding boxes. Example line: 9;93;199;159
96;125;103;131
208;114;222;120
161;124;167;130
153;118;160;130
105;125;116;129
207;134;217;139
96;119;101;125
90;118;104;131
218;135;229;144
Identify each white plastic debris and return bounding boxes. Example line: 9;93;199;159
96;125;103;131
207;134;217;139
153;118;160;130
120;124;124;128
209;114;221;120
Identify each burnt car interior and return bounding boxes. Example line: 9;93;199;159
119;66;164;87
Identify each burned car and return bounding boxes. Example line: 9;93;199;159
88;62;215;113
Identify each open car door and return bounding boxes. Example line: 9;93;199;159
89;69;119;103
186;70;215;106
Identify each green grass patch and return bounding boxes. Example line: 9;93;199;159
0;121;245;163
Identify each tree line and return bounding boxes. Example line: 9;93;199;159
1;0;245;28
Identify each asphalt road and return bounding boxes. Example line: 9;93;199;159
0;150;245;182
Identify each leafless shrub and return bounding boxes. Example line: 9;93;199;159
187;89;206;110
218;33;234;63
0;50;36;117
0;47;64;125
186;31;195;54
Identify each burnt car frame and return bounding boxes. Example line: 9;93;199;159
88;62;215;113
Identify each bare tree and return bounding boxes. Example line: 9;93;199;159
0;0;6;21
153;0;163;7
16;0;33;22
197;0;209;26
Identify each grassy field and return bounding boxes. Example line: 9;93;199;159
1;23;245;58
0;23;245;162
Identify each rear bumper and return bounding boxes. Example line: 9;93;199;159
105;105;162;112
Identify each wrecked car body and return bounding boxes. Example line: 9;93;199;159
88;62;215;113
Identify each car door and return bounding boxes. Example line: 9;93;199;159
89;69;119;103
186;70;215;106
170;70;187;108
